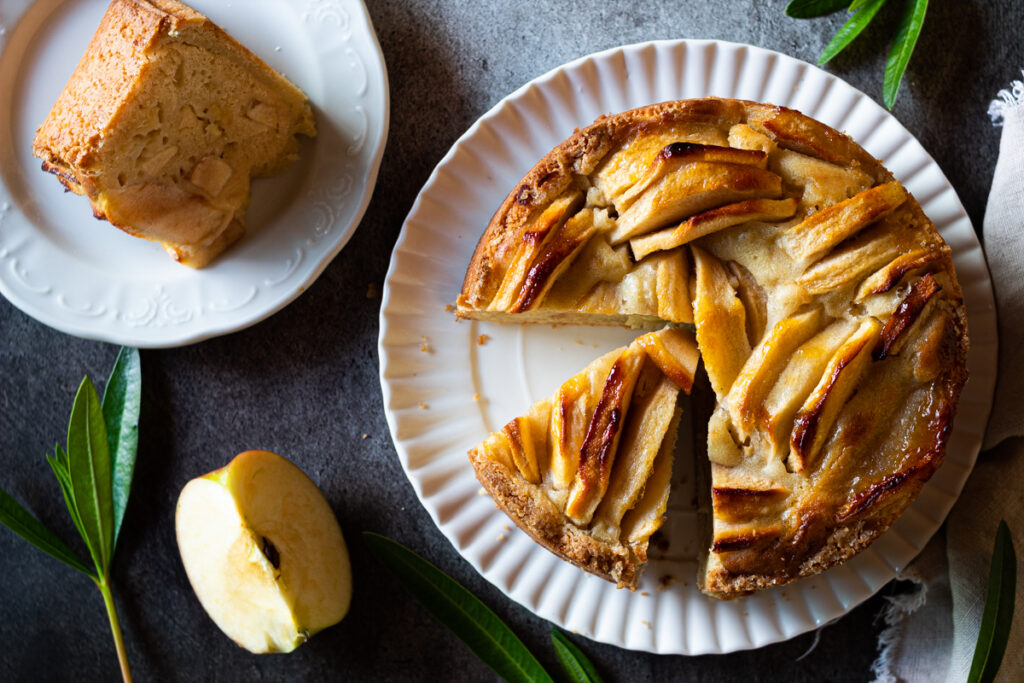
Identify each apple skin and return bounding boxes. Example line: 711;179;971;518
175;450;352;653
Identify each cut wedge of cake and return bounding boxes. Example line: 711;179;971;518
469;327;699;589
33;0;316;267
459;98;969;597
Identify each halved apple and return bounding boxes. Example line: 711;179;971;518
175;450;352;653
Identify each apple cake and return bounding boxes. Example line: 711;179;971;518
458;98;968;598
469;327;699;589
32;0;316;268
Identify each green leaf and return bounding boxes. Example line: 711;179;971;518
102;347;141;549
46;449;88;545
882;0;928;109
551;629;604;683
968;520;1016;683
786;0;849;18
363;533;554;683
0;485;94;577
848;0;873;10
67;376;114;576
818;0;887;65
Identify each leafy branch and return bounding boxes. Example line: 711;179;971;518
364;533;604;683
785;0;929;108
0;347;141;683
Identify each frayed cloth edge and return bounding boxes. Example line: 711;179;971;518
869;580;929;683
989;70;1024;126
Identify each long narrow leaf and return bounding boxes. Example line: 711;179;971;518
101;347;141;549
551;629;604;683
882;0;928;109
786;0;848;18
818;0;887;65
968;520;1016;683
46;449;88;546
364;533;553;683
0;486;94;577
848;0;873;10
67;377;114;575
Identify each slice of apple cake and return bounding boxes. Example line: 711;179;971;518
33;0;316;267
469;328;699;589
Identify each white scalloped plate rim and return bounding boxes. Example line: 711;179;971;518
0;0;389;347
379;39;997;655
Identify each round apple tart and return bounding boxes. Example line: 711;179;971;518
457;98;968;598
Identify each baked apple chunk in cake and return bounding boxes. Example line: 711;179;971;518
33;0;316;267
459;98;968;598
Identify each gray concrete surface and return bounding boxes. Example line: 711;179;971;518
2;1;1020;680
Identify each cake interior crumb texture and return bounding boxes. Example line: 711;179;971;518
32;0;316;268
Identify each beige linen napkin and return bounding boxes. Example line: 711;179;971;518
871;75;1024;683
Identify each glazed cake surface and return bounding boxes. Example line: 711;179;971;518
458;98;969;597
33;0;316;267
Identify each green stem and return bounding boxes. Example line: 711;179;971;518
96;576;133;683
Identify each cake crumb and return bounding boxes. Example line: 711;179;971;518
366;282;379;298
444;303;455;313
361;433;369;439
473;392;481;402
477;487;488;496
640;620;652;630
575;339;584;345
418;401;428;409
496;534;507;542
657;575;677;591
477;334;490;346
640;591;649;596
503;524;511;531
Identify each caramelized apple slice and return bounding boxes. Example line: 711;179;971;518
727;309;823;440
780;181;907;264
619;429;676;546
797;231;901;296
712;486;789;524
707;405;743;467
789;318;882;472
728;261;769;347
693;246;752;397
550;348;621;488
856;248;945;301
654;248;694;324
614;143;768;213
629;197;798;260
763;320;856;463
712;526;782;553
501;416;541;485
511;208;598;312
610;162;783;244
634;327;700;392
488;193;582;310
873;273;941;360
590;359;679;542
772;150;875;211
564;347;646;525
727;124;778;155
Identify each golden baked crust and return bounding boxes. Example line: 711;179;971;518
33;0;316;267
458;98;969;597
468;329;699;589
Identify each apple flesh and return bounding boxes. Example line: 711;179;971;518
175;450;352;653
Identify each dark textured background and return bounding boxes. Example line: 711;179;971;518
2;1;1020;680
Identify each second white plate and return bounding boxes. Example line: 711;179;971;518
0;0;389;347
379;39;997;654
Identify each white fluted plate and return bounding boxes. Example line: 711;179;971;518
379;40;997;654
0;0;388;347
